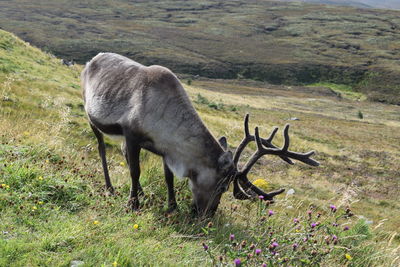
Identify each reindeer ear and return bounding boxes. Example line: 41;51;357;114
218;136;228;150
218;151;233;172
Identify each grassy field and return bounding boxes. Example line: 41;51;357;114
1;0;400;104
1;30;400;266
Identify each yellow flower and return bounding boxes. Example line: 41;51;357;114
45;159;49;163
133;224;139;230
1;184;10;189
345;254;353;261
93;220;99;225
23;131;30;136
32;206;37;211
295;229;300;233
38;201;44;205
112;261;118;267
38;176;43;180
120;161;125;166
252;179;270;191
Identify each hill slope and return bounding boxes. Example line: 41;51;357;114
1;0;400;104
1;30;399;266
277;0;400;10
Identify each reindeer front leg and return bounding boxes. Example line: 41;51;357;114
125;136;142;210
121;141;144;196
163;159;177;212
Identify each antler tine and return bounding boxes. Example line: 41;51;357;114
239;127;269;176
282;124;290;151
233;114;252;165
239;124;319;176
234;114;293;166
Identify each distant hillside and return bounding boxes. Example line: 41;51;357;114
277;0;400;10
276;0;372;9
1;0;400;104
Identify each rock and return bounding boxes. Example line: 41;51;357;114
286;188;295;196
70;261;84;267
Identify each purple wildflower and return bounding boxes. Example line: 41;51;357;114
303;237;308;242
262;264;267;267
259;195;264;200
202;243;208;251
330;204;337;212
255;249;262;255
332;223;338;227
271;242;279;248
292;243;298;250
230;234;235;241
249;243;255;250
307;210;312;220
332;235;338;244
311;222;317;228
234;258;241;266
294;218;299;224
268;210;274;216
344;226;350;231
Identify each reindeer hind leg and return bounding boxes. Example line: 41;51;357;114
90;123;115;195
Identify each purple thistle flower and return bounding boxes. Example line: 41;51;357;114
332;235;338;240
202;243;208;251
230;234;235;241
332;223;338;227
307;210;312;215
249;243;255;250
292;243;298;250
303;237;308;242
255;249;262;255
234;258;241;266
294;218;299;224
268;210;274;216
330;204;337;212
259;195;264;200
344;226;350;231
311;223;317;228
271;242;279;248
261;264;267;267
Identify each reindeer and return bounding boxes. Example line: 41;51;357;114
81;53;319;216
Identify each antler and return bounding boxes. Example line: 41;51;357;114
233;114;293;166
232;114;319;201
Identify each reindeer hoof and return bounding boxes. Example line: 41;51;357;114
166;202;177;213
127;198;140;211
105;186;115;196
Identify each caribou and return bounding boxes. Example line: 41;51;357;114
81;53;319;216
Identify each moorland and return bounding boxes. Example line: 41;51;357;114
1;0;400;104
1;28;399;266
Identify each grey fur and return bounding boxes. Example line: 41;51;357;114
82;53;233;215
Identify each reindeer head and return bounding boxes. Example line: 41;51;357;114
192;114;319;216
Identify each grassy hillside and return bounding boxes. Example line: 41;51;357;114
1;0;400;104
1;30;400;266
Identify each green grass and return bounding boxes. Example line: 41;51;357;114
308;82;366;101
1;30;400;266
1;0;400;104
